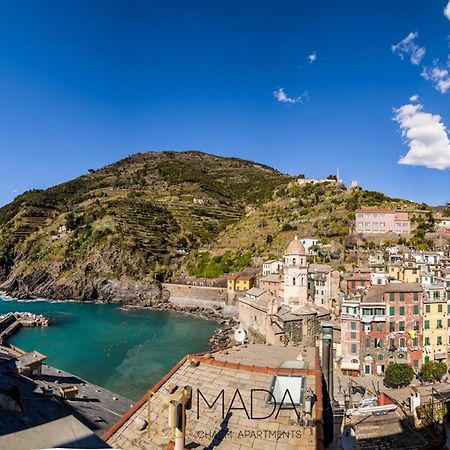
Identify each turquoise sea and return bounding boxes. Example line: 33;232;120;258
0;297;217;401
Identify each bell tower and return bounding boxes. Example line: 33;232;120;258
283;236;308;307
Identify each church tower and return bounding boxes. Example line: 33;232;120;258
283;236;308;307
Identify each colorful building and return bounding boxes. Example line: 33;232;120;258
360;286;388;376
346;272;371;294
355;208;411;235
340;296;361;376
422;296;447;364
384;283;423;372
227;274;255;292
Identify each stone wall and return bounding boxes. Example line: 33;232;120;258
162;283;238;316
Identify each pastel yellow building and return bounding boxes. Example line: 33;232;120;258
227;274;255;292
422;297;447;364
401;266;420;284
387;264;401;281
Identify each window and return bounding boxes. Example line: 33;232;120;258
365;338;370;348
399;321;405;331
414;292;419;301
400;293;405;302
413;305;419;315
424;320;430;329
413;337;418;346
399;337;405;348
425;337;430;346
293;277;296;285
351;321;356;330
375;338;381;348
437;336;443;345
425;356;430;363
437;320;443;329
376;323;382;332
399;306;405;316
378;353;383;361
413;321;419;331
425;305;431;313
389;306;395;316
351;332;356;339
438;304;443;313
389;293;395;301
389;322;395;332
351;344;357;353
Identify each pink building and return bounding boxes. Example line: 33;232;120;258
340;297;361;376
355;209;410;235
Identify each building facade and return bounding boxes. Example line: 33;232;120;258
355;209;411;235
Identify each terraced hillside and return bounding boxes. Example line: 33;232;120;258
0;151;290;300
0;150;436;300
181;182;432;278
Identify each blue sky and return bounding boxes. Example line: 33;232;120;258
0;0;449;206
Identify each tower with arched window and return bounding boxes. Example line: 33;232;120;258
283;235;308;307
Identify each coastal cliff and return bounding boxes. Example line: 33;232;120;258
0;150;433;302
0;151;288;301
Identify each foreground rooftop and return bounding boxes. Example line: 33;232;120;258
104;344;326;450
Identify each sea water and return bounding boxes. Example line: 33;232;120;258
0;296;217;400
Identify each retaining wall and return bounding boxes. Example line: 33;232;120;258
162;283;238;316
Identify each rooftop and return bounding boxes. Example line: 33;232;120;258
260;274;282;283
104;344;325;450
383;283;423;293
0;347;132;443
362;286;385;304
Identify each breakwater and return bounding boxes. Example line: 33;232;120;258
0;312;50;344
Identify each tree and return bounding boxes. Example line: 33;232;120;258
384;363;414;388
420;361;447;383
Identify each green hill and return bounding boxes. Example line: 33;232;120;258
0;151;289;299
0;150;436;301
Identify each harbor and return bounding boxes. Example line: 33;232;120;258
0;312;50;344
0;296;218;401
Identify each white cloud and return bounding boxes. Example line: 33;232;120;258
394;102;450;170
421;60;450;93
273;88;308;104
444;1;450;21
409;94;419;102
308;52;317;64
391;32;426;65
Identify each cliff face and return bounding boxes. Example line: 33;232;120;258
0;151;289;301
0;150;431;302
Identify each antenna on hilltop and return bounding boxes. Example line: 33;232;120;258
337;166;340;182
